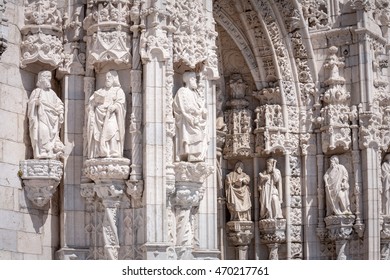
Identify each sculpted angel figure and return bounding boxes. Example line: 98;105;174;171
258;158;283;220
87;70;126;158
28;71;64;159
323;156;352;215
173;72;208;162
225;161;252;221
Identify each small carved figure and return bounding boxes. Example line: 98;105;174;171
382;154;390;215
173;72;208;162
28;71;64;159
87;70;126;158
324;156;352;215
258;158;283;219
225;161;252;221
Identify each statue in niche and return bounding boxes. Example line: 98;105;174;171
258;158;283;219
225;161;252;221
323;155;352;216
87;70;126;159
173;72;208;162
382;154;390;215
28;70;64;160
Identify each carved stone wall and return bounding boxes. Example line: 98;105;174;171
0;0;390;260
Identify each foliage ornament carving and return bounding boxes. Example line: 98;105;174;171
300;0;329;30
226;221;254;260
169;0;218;72
324;215;355;260
258;218;286;260
21;0;63;68
83;0;133;70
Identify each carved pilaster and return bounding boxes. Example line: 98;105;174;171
173;162;213;259
19;159;63;207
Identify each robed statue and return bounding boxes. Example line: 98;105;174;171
28;71;64;159
324;156;352;215
173;72;208;162
225;161;252;221
382;154;390;215
258;158;283;220
87;70;126;158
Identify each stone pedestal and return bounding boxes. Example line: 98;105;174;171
226;221;254;260
173;162;213;259
83;158;130;260
259;218;286;260
325;215;355;260
19;159;63;207
380;216;390;260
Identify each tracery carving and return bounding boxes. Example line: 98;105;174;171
223;74;253;159
320;46;351;154
83;0;133;70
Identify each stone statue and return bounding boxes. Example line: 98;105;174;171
258;158;283;219
28;70;64;159
324;155;352;215
382;154;390;215
87;70;126;159
225;161;252;221
173;72;208;162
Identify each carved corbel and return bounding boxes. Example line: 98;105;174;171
19;160;63;207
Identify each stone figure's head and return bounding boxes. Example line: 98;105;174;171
330;155;339;167
234;161;244;174
36;71;52;90
183;72;197;90
105;70;121;88
266;158;276;173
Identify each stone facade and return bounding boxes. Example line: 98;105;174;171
1;0;390;260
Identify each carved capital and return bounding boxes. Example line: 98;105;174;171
19;159;63;207
324;215;356;241
174;162;213;184
258;218;286;244
83;158;130;182
226;221;254;247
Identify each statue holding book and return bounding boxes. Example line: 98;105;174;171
87;71;126;158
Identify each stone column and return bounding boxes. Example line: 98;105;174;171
173;162;213;259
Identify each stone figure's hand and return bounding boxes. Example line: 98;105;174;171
59;114;64;123
108;105;116;113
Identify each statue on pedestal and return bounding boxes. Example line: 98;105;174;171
87;70;126;159
258;158;283;219
28;70;64;159
225;161;251;221
173;72;208;162
324;155;351;216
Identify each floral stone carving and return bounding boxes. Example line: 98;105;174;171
19;159;63;207
21;0;63;68
259;218;287;260
226;221;254;260
325;215;355;260
83;158;130;182
83;0;132;70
